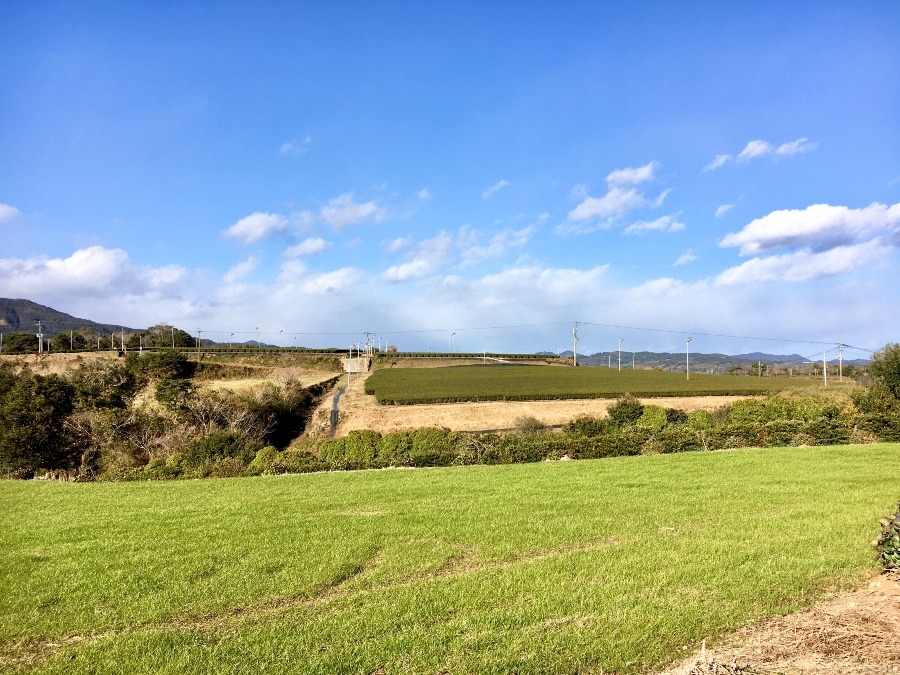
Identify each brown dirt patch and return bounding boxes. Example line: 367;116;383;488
657;571;900;675
330;371;749;436
0;352;121;375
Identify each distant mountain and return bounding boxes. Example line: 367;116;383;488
542;348;869;370
0;298;139;337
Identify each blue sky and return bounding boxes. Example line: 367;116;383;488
2;2;898;357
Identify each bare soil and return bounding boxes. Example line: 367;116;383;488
656;571;900;675
330;371;751;436
0;352;121;375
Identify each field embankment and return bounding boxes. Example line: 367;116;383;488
2;444;898;673
336;370;753;434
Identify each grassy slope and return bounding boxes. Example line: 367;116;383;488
365;365;828;404
2;444;898;674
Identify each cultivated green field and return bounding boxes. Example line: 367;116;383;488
2;444;898;674
365;364;830;404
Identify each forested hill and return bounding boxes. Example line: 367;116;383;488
0;298;138;337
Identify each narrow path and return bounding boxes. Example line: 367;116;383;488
329;386;347;438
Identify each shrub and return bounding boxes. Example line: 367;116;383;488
870;343;900;398
664;408;689;425
155;378;194;409
636;405;667;433
655;427;702;453
607;394;644;428
69;361;137;409
686;409;715;431
182;431;260;469
247;446;281;476
0;371;77;477
128;350;194;381
408;428;460;467
875;502;900;571
318;430;381;470
563;415;609;437
513;415;547;434
376;432;414;467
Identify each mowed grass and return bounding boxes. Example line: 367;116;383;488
2;444;898;674
366;364;828;404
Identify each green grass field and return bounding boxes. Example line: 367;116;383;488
2;444;898;674
365;364;830;404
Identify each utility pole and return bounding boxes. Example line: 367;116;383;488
837;342;844;382
572;323;579;367
618;338;623;372
35;321;44;354
70;330;74;352
823;348;828;387
608;354;611;368
686;336;692;380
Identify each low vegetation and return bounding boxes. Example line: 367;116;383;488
2;445;898;673
365;364;828;405
0;351;337;480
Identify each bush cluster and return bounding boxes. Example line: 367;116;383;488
0;354;334;480
875;502;900;571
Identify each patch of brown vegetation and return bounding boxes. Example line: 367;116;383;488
658;572;900;675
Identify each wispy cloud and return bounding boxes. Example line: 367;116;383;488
714;203;735;218
482;179;510;199
673;250;698;266
223;255;259;284
284;237;331;257
623;215;685;234
716;239;889;285
320;192;387;230
702;154;732;172
460;226;535;265
563;161;667;232
222;212;288;245
606;160;659;187
279;135;312;156
416;188;432;201
0;203;22;224
704;137;817;171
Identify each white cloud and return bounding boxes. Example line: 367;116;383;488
387;237;412;252
383;259;434;283
279;136;312;156
0;246;189;303
703;154;732;172
624;215;685;235
284;237;331;257
564;161;667;230
482;179;510;199
714;203;734;218
320;192;387;230
567;187;646;222
0;203;22;224
416;188;432;201
223;212;288;245
605;161;658;187
716;239;890;285
706;138;817;171
461;226;535;265
673;250;698;266
383;232;454;283
223;256;259;284
721;202;900;256
736;139;774;162
775;138;818;156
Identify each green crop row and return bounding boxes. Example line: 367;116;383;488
365;364;820;404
